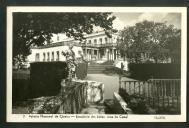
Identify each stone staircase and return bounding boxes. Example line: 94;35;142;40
87;64;113;74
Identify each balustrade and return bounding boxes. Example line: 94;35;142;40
119;79;181;111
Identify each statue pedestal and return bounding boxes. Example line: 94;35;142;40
72;79;104;104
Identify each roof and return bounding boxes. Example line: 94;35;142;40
32;40;79;49
32;31;119;49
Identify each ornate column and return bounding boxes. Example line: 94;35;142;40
106;48;108;60
111;49;113;60
112;49;115;60
90;49;92;61
85;48;87;59
115;50;117;60
88;49;90;61
97;50;99;60
91;49;93;60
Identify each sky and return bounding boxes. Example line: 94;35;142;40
52;12;181;42
112;12;181;30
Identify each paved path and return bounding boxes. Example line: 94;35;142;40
85;74;135;99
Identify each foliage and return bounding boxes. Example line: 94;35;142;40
103;66;129;76
127;63;181;80
119;88;156;114
13;79;30;103
118;20;181;63
13;13;117;64
27;96;62;114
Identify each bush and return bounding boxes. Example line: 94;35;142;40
13;69;30;79
119;88;156;114
103;66;129;76
29;62;68;98
13;70;30;103
128;63;181;80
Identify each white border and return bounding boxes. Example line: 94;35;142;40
6;7;187;122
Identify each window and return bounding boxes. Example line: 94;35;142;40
47;52;50;61
57;35;59;41
94;50;97;55
43;53;46;61
105;37;108;43
88;40;91;44
51;52;54;61
88;49;91;54
56;51;59;61
99;38;102;44
35;53;40;61
94;39;97;44
83;40;87;45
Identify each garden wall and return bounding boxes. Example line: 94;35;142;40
128;63;181;80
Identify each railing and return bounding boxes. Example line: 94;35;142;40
28;81;88;114
81;43;117;47
81;43;101;47
58;81;88;114
101;43;117;47
119;79;181;110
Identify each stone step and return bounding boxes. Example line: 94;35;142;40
88;66;113;69
88;65;112;67
87;65;113;74
88;68;107;70
88;67;111;70
87;72;105;74
87;71;105;74
88;68;105;70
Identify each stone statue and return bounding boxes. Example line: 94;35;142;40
62;44;78;81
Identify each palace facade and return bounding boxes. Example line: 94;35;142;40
28;31;121;62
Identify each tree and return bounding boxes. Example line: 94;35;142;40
164;26;181;63
118;20;181;63
13;12;116;65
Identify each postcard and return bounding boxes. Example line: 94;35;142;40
7;6;187;122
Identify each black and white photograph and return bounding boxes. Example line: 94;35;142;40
6;7;187;122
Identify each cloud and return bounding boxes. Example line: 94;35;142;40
112;17;125;30
138;13;168;22
113;12;181;29
137;13;181;28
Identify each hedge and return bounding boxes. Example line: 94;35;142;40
128;63;181;80
29;62;68;98
13;61;88;101
13;70;30;103
12;79;30;104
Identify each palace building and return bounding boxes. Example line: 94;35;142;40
28;31;121;63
